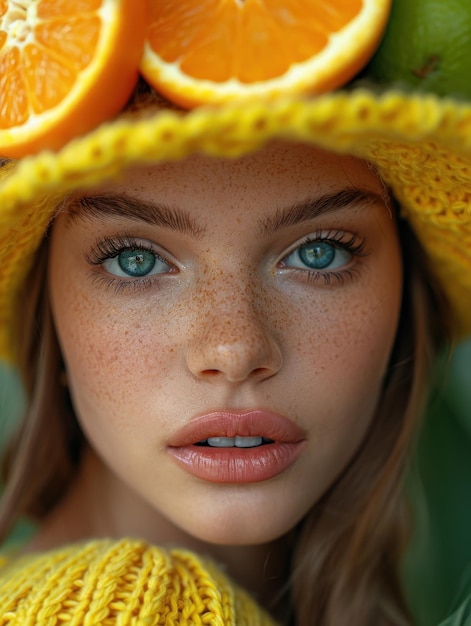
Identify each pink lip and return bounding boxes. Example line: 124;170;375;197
167;410;306;484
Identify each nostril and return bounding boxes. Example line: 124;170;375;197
252;367;270;378
201;369;221;378
199;366;274;382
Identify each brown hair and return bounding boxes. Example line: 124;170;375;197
0;230;84;526
0;206;450;625
289;219;450;625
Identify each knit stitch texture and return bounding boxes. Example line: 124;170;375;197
0;538;277;625
1;90;471;362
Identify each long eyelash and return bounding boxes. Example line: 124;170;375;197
300;230;366;256
89;273;155;295
305;268;359;286
86;235;172;296
284;230;366;287
86;235;158;265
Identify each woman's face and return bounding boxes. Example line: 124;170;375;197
49;141;402;546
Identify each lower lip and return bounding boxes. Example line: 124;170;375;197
168;441;305;484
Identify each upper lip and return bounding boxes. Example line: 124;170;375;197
168;409;306;446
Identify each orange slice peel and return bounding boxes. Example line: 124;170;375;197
140;0;393;108
0;0;147;158
0;0;393;157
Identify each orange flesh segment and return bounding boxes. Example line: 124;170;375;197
23;44;76;114
35;16;100;71
0;0;101;128
37;0;101;18
0;48;28;127
147;0;363;83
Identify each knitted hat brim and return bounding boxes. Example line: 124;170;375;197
1;89;471;362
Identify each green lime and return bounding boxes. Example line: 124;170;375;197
365;0;471;99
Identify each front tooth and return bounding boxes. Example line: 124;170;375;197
235;436;263;448
207;437;235;447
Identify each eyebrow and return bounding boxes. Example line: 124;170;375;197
67;194;207;239
258;188;387;235
66;187;386;238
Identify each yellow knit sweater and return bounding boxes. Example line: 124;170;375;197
0;538;277;625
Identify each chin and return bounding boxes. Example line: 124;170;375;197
174;503;305;547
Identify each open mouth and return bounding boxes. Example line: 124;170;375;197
195;436;275;448
168;410;306;483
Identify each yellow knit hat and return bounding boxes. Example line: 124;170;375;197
0;538;276;625
1;89;471;363
2;3;471;366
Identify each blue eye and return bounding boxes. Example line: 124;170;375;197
118;249;156;276
299;241;335;269
103;248;170;278
284;240;351;271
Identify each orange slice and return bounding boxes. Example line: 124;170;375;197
0;0;147;158
140;0;392;108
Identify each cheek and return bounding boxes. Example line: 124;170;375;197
285;266;402;431
282;277;401;500
49;262;178;427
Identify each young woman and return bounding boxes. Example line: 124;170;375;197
0;41;470;626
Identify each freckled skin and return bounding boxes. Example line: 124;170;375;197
48;141;402;548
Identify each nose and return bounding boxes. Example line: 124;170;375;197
186;301;282;384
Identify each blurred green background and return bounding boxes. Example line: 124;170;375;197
1;341;471;625
403;340;471;625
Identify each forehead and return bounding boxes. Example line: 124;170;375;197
96;141;386;211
